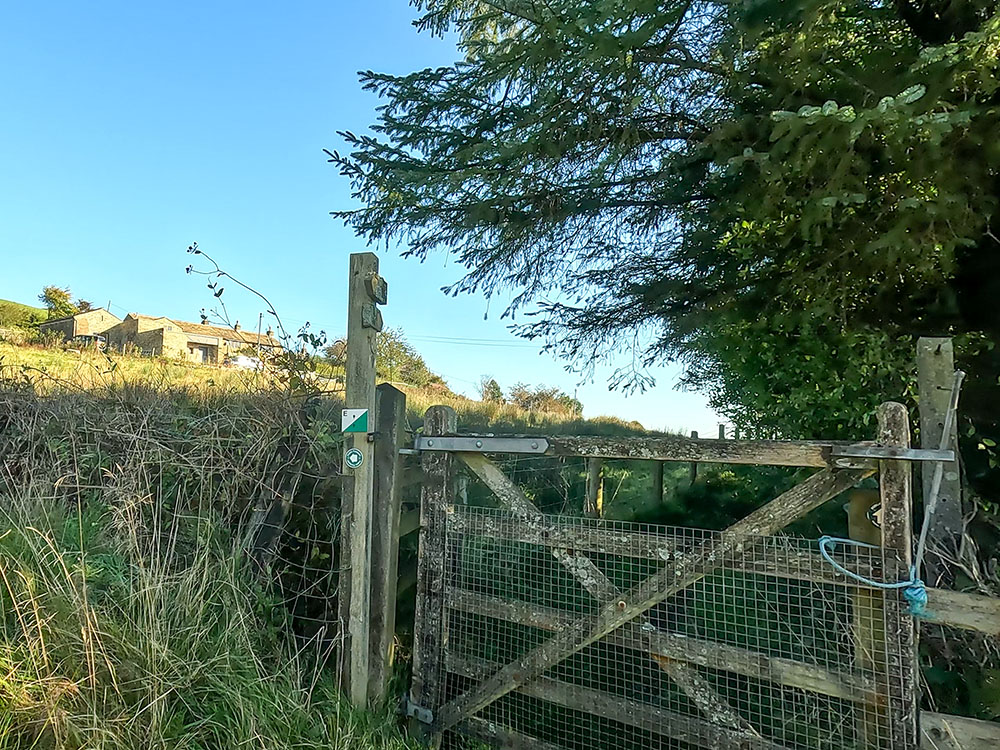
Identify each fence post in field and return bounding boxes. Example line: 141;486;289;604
584;458;603;517
339;251;385;708
916;337;962;584
689;430;699;483
368;382;406;704
651;461;664;506
410;405;457;745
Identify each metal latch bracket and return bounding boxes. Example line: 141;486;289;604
830;445;955;462
401;696;434;725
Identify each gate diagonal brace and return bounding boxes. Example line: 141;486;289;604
457;452;759;741
433;466;874;734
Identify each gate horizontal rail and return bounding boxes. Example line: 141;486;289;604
414;434;952;468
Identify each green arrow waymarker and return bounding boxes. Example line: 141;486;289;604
344;448;364;469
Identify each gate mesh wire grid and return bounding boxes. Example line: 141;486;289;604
435;505;917;750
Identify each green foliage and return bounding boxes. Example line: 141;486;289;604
507;382;583;417
375;328;441;387
478;375;504;403
38;285;79;319
325;328;442;388
332;0;1000;489
0;298;46;327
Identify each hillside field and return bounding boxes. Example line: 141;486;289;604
0;297;47;327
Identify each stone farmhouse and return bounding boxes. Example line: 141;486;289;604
38;308;122;340
40;310;281;364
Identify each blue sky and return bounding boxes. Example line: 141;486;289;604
0;0;719;432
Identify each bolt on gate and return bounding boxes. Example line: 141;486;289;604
406;403;937;750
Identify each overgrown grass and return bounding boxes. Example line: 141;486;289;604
0;343;278;395
0;342;650;436
0;384;416;750
0;341;655;748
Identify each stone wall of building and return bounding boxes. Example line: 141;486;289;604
75;310;120;335
103;317;139;351
38;318;76;340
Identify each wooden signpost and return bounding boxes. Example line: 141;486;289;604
339;252;386;707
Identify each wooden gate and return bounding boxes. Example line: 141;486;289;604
408;404;923;750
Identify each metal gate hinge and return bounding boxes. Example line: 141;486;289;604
414;436;549;454
401;696;433;725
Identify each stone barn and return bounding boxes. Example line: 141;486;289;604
38;308;122;341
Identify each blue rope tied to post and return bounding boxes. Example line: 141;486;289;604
817;370;966;620
818;536;929;617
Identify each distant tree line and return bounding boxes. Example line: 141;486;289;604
479;375;583;417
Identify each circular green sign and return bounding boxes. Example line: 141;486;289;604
345;447;364;469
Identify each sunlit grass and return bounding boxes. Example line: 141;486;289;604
0;343;648;435
0;383;418;750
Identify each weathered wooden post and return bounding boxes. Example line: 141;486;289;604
651;461;664;506
584;458;603;517
917;337;962;584
689;430;699;483
368;382;406;704
876;401;919;750
849;403;917;748
847;483;881;747
409;405;457;744
339;252;385;707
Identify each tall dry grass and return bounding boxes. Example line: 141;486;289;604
0;381;414;750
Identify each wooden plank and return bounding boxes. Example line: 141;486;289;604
447;509;886;584
878;402;919;750
445;508;996;636
546;435;872;468
410;405;457;745
458;717;568;750
339;251;380;707
434;466;873;732
924;588;1000;636
917;337;963;584
457;452;753;736
368;383;406;704
447;509;889;583
584;457;603;517
398;508;420;538
446;653;787;750
921;711;1000;750
448;589;880;703
848;487;884;746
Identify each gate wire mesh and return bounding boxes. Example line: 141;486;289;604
436;505;917;750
